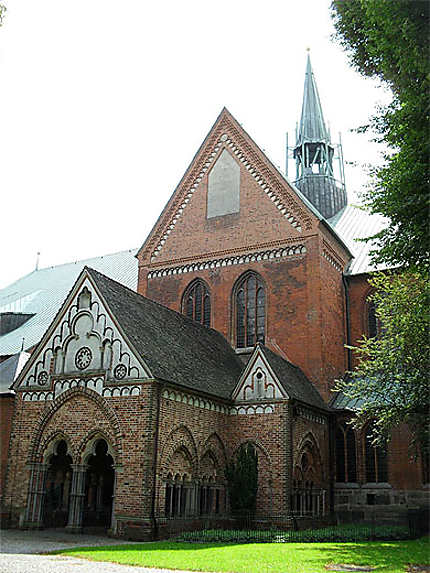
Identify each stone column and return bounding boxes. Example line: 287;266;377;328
24;462;49;529
66;464;87;533
109;466;118;533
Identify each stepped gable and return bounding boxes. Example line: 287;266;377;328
86;267;244;398
260;344;327;410
137;107;324;268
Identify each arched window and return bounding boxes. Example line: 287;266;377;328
335;425;357;483
234;272;265;348
182;279;211;327
365;425;388;483
366;297;382;338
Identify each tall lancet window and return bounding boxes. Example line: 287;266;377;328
182;279;211;327
235;272;265;348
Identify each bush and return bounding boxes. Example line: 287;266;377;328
175;523;410;543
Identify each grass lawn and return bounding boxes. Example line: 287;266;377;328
56;537;430;573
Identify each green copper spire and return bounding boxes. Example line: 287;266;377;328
296;54;330;146
291;53;347;219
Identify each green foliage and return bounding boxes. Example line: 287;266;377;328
337;270;429;451
0;4;5;26
177;523;410;543
225;443;258;514
331;1;430;270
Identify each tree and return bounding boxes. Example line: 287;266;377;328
336;271;429;456
331;1;430;271
0;4;6;26
225;443;258;515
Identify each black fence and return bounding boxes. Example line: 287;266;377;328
162;508;429;543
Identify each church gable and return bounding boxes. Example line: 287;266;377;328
14;270;151;400
232;346;287;402
137;108;319;267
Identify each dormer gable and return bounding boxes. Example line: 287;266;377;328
232;345;287;402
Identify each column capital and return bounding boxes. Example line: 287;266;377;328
70;464;88;472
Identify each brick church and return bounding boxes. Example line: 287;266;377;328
1;57;428;539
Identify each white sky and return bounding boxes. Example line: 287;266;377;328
0;0;390;289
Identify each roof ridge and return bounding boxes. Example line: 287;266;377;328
36;247;138;273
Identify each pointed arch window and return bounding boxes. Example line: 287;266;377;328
365;425;388;483
182;279;211;327
366;294;384;339
235;272;265;348
335;424;357;483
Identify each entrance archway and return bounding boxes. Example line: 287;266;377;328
44;440;73;527
83;439;114;527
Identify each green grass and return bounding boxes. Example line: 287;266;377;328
56;537;430;573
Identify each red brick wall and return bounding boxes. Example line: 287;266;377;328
4;384;159;525
0;394;15;515
140;235;347;402
346;274;373;368
136;118;350;402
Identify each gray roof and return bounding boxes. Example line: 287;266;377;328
296;55;330;146
0;249;138;357
87;267;244;399
329;204;388;275
260;345;327;410
0;351;30;393
330;390;363;411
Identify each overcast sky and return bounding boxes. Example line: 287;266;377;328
0;0;390;289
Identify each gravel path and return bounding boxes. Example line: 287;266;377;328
0;529;206;573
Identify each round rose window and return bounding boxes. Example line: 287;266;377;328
38;371;48;385
75;346;92;370
114;364;127;380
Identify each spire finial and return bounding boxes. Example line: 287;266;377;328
35;252;40;271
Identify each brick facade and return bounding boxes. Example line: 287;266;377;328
2;108;427;539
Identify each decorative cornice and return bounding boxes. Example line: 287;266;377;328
148;244;307;279
296;405;327;424
162;388;230;414
162;388;275;416
23;390;53;402
322;249;343;272
140;113;314;263
231;404;275;415
322;239;345;273
22;376;142;400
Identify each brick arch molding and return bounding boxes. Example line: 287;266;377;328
160;424;199;479
27;386;123;466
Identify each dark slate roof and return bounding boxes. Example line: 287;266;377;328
259;344;327;410
0;351;30;393
86;267;244;399
296;55;330;146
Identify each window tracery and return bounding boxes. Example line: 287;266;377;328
335;424;357;483
234;272;265;348
364;425;388;483
182;279;211;327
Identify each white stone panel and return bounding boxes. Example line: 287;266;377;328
236;354;284;402
207;149;240;218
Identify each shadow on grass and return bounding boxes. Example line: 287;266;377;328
292;538;430;571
